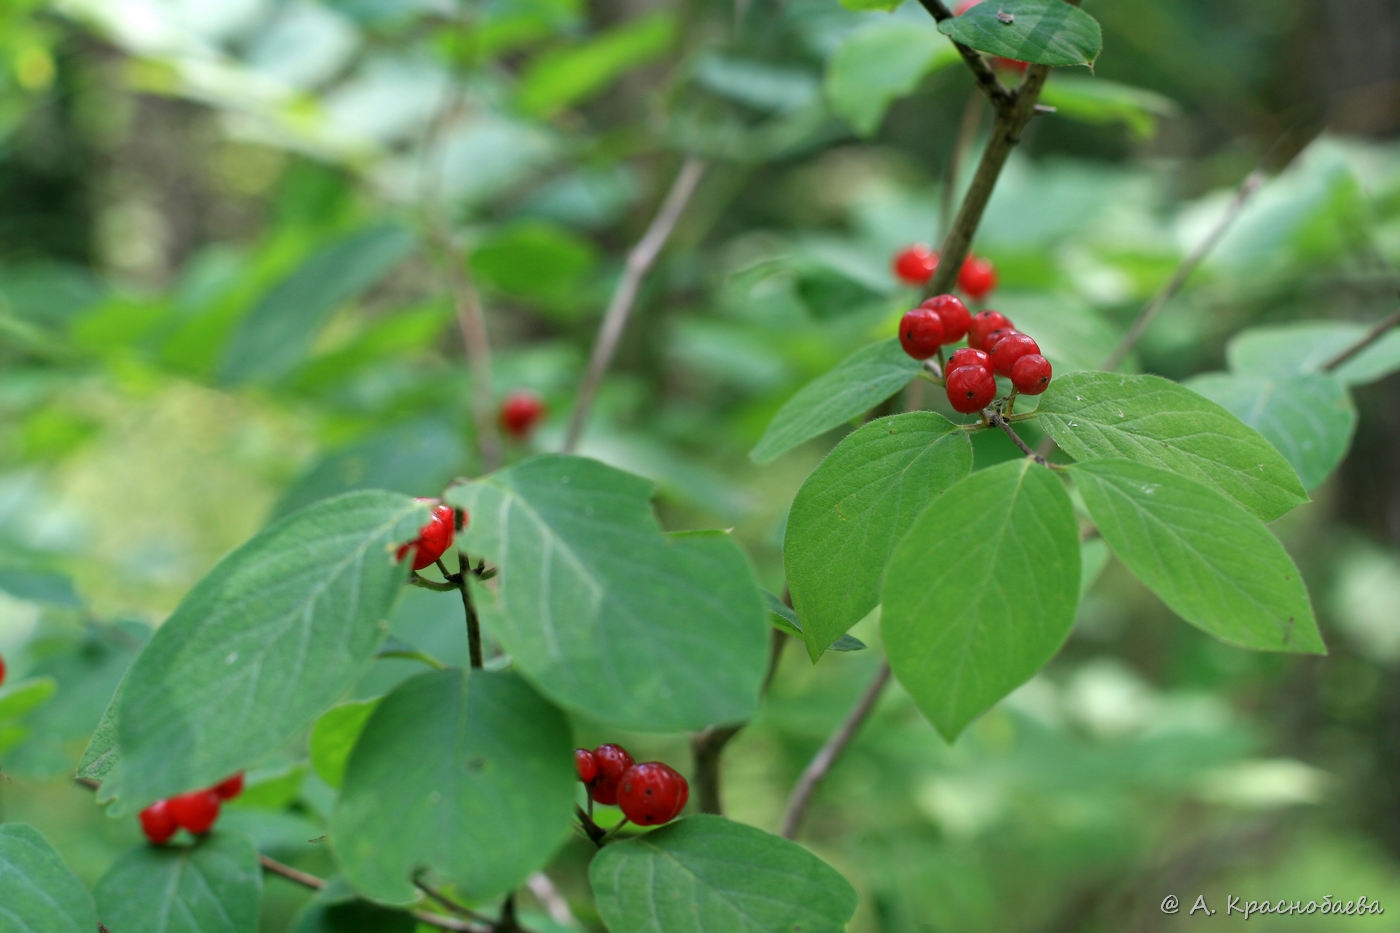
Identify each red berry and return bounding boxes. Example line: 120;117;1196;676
574;748;598;785
590;743;635;806
395;501;457;571
990;332;1041;376
947;347;992;372
945;366;997;414
967;311;1012;350
211;772;244;801
0;652;5;688
1010;353;1052;395
499;391;545;439
167;790;221;835
138;799;178;845
958;255;998;300
919;294;971;343
892;244;938;286
616;762;689;827
982;327;1020;354
898;307;945;360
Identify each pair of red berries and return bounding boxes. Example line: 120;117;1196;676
891;245;998;301
900;299;1052;413
395;500;465;571
138;772;244;844
500;390;545;439
574;744;689;827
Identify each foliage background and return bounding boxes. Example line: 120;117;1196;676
1;0;1399;929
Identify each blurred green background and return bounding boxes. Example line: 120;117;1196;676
2;0;1399;930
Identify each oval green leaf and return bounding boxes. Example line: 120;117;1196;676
882;460;1081;741
589;815;857;933
826;23;959;137
786;412;972;660
0;824;97;933
94;833;262;933
447;457;769;732
938;0;1103;68
1070;459;1324;654
1226;320;1400;387
309;697;382;789
1186;371;1356;491
750;339;922;464
330;669;574;904
1036;371;1307;521
112;491;422;806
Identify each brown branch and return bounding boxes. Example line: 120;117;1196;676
1099;170;1266;372
258;854;326;890
691;628;787;814
415;879;494;924
915;0;1012;110
525;873;576;927
563;156;707;453
779;662;892;839
989;409;1047;464
1321;305;1400;373
457;553;484;668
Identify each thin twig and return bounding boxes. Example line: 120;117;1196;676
691;628;787;814
420;89;502;471
415;879;495;924
525;872;577;927
780;662;892;839
989;410;1046;464
1099;170;1266;372
1320;305;1400;372
563;156;707;453
457;553;484;668
259;854;326;890
915;0;1012;110
410;572;459;592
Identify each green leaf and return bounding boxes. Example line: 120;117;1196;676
882;460;1080;741
1039;76;1178;138
469;221;599;314
838;0;903;10
0;677;56;721
220;225;417;384
0;824;97;933
786;412;972;659
751;340;922;464
0;562;80;606
590;815;857;933
330;669;573;904
93;833;262;933
111;491;421;806
938;0;1103;68
1036;371;1307;522
517;12;676;117
1185;372;1356;492
1226;321;1400;388
447;458;769;732
289;879;416;933
309;698;381;789
825;23;958;136
763;592;866;652
1070;460;1324;654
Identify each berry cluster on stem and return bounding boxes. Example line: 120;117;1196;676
900;297;1052;414
138;772;244;844
574;743;689;838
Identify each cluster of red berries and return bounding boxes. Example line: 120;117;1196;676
499;390;545;439
138;772;244;844
900;298;1052;413
891;245;998;302
395;500;465;571
574;743;688;827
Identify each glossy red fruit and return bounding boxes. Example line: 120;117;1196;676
211;772;244;801
574;748;598;785
945;365;998;414
590;743;635;806
139;799;178;845
396;501;456;571
892;244;938;286
500;391;545;438
898;307;945;360
958;255;998;300
947;347;992;372
967;310;1012;350
982;327;1019;353
167;790;221;835
920;294;971;343
0;652;5;688
990;332;1041;376
616;762;689;826
1011;353;1053;395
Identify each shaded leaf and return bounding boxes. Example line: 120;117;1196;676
0;824;97;933
94;833;261;933
309;698;381;788
1226;320;1400;388
517;12;676;117
826;23;957;136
